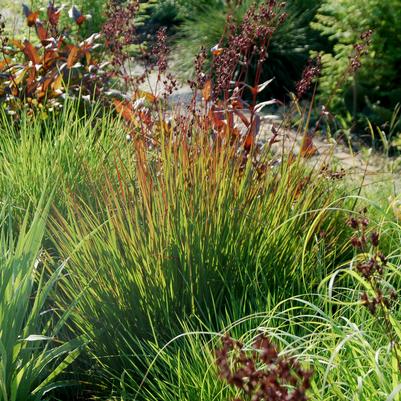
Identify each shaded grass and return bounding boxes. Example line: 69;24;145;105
114;254;401;401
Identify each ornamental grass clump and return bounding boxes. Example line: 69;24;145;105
123;210;401;401
48;109;352;396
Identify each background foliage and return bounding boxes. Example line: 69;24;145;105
312;0;401;137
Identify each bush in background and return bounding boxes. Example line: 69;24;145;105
312;0;401;139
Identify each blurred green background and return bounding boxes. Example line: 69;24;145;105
2;0;400;144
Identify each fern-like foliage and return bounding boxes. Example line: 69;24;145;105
312;0;401;131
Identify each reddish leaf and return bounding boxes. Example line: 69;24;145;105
66;46;80;68
52;73;63;89
243;132;254;152
202;79;212;102
226;110;234;130
68;5;90;26
85;52;91;66
300;134;318;158
22;40;41;65
139;110;152;127
210;108;226;129
57;36;64;50
243;116;260;152
0;58;11;72
26;67;37;95
14;67;28;85
11;85;19;97
230;97;248;110
22;4;39;27
47;3;63;26
42;72;57;93
114;100;138;126
224;112;240;142
35;21;48;44
133;90;157;103
12;40;24;51
43;49;58;69
210;44;223;56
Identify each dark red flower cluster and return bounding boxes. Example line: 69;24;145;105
357;252;387;279
347;210;370;249
349;29;373;72
212;0;288;97
102;0;139;68
346;211;398;316
102;0;142;89
153;27;168;75
152;27;177;99
295;55;321;99
216;334;313;401
189;47;207;90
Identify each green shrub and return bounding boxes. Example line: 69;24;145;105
312;0;401;137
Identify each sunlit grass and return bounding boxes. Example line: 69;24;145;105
0;102;126;221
